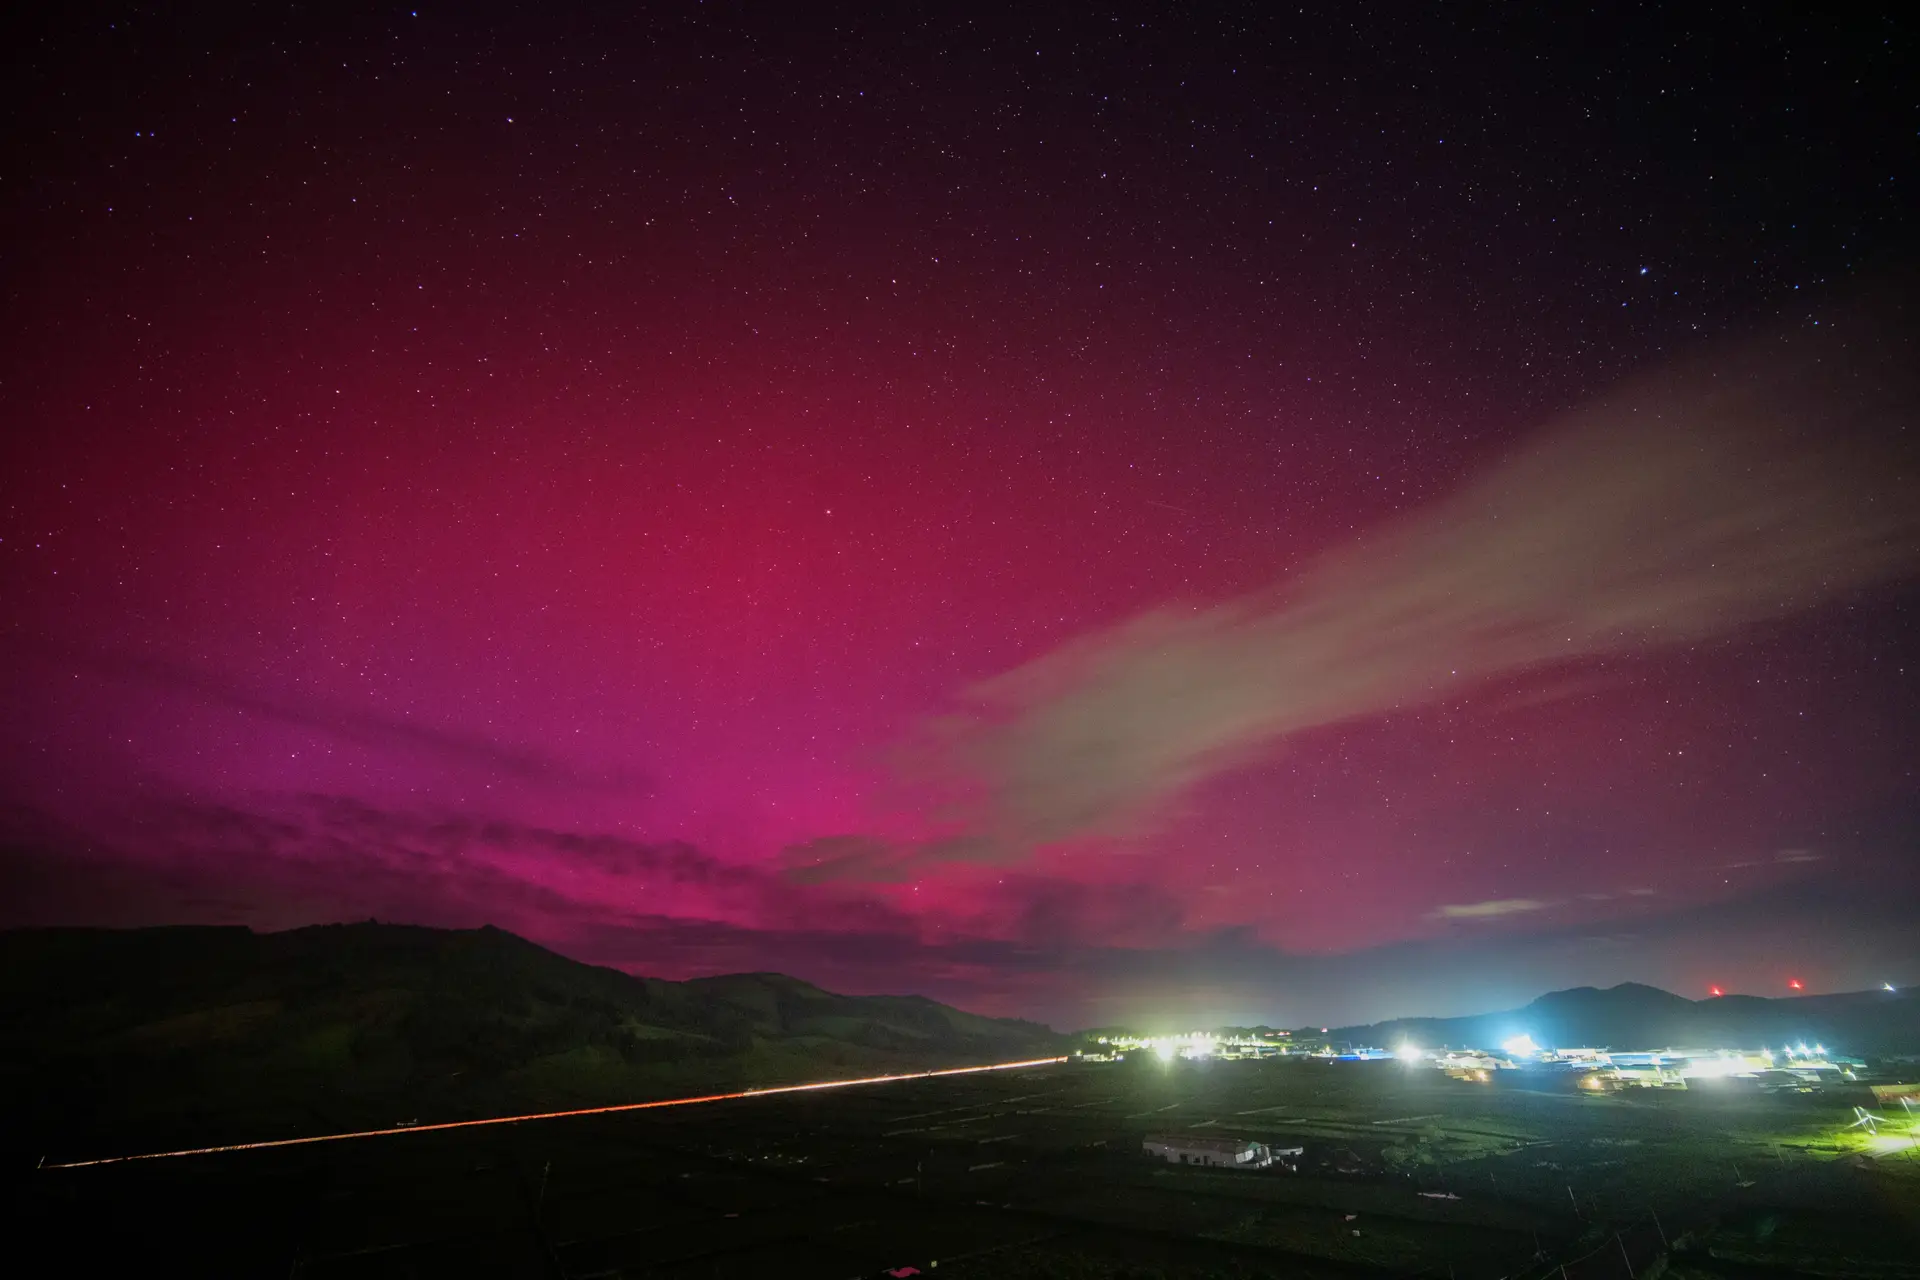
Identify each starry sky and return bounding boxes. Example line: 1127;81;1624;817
3;3;1917;1029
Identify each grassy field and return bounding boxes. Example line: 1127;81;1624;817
20;1055;1920;1278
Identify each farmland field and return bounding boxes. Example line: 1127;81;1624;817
21;1055;1920;1278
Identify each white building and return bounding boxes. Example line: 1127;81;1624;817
1143;1134;1275;1169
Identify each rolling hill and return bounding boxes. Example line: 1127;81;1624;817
0;922;1062;1161
1326;981;1920;1056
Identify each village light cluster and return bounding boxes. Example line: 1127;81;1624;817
1080;1028;1869;1093
1411;1038;1864;1090
1083;1032;1871;1095
1147;1033;1218;1061
1089;1031;1291;1062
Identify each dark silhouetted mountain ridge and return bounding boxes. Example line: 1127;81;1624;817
1327;981;1920;1055
0;922;1061;1161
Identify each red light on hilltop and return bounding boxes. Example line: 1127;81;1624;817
1788;978;1804;991
1708;986;1724;997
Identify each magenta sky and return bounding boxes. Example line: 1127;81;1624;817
3;5;1916;1027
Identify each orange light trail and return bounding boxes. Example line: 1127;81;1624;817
41;1055;1068;1170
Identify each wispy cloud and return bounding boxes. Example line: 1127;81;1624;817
5;638;649;793
0;794;878;943
828;311;1919;879
0;798;1149;1017
7;798;1914;1028
1433;898;1549;920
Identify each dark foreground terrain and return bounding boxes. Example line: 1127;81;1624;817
20;1052;1920;1279
0;922;1061;1159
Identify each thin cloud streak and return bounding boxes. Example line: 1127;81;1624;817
3;637;649;793
1435;898;1549;920
840;312;1919;879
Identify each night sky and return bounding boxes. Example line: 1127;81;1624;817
3;3;1917;1029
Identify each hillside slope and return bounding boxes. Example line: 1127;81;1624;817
0;922;1062;1160
1328;981;1920;1055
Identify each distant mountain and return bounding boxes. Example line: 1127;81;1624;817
684;970;1052;1047
1325;981;1920;1056
0;923;1062;1160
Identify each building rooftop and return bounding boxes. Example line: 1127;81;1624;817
1143;1134;1261;1154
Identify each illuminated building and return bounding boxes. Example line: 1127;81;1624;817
1143;1134;1276;1169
